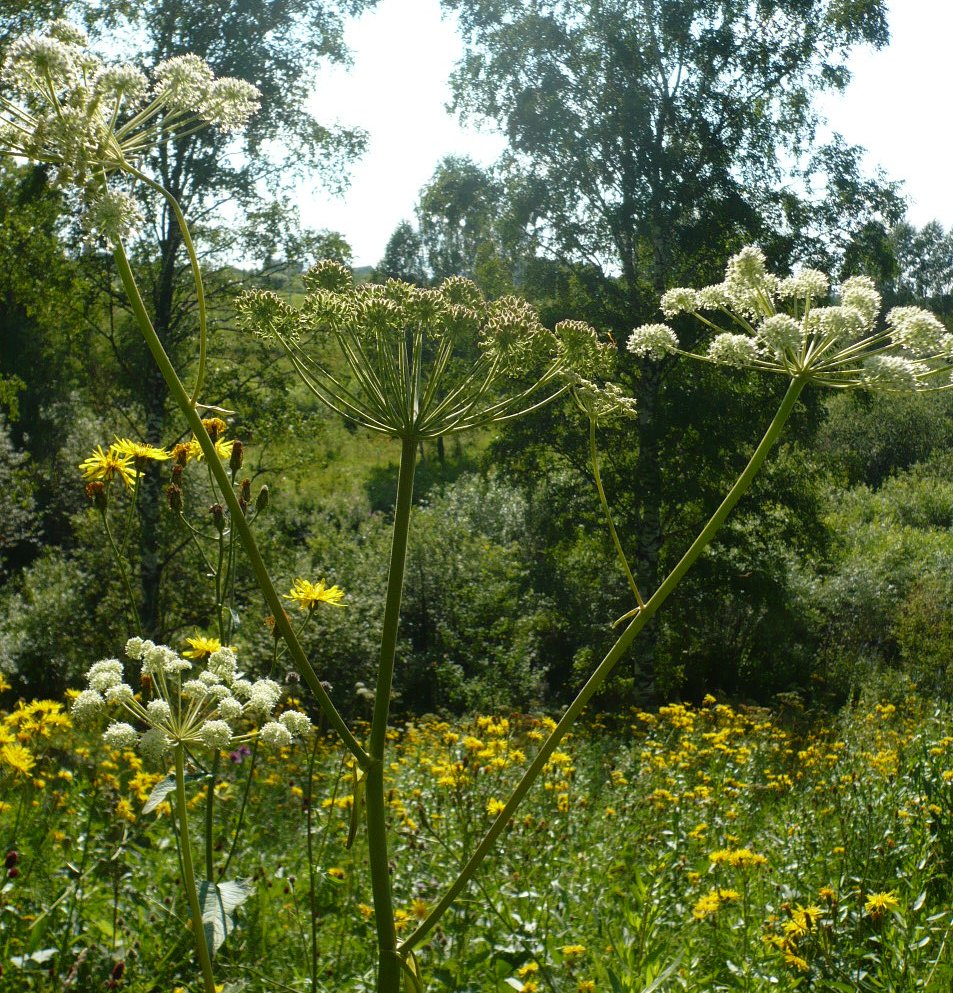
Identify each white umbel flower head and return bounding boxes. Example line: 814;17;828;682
146;699;173;724
707;333;761;367
259;721;293;748
628;323;679;360
86;658;124;692
247;678;282;714
662;247;950;393
279;710;312;738
887;307;952;358
660;287;699;317
71;689;105;723
103;722;139;749
198;720;234;750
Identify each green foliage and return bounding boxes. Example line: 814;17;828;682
816;458;953;699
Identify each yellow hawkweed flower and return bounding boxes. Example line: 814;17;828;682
327;867;346;880
560;944;586;958
709;847;768;870
517;962;539;978
865;891;900;917
183;635;223;659
0;672;10;693
284;578;346;610
578;983;596;993
79;444;136;489
486;798;506;817
1;742;36;776
111;438;171;462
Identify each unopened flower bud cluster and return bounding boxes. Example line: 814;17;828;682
627;246;952;392
72;638;311;763
239;262;624;439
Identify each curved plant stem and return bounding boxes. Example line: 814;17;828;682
365;434;417;993
112;242;369;769
101;508;142;636
400;376;808;955
123;164;209;404
589;416;644;608
174;743;216;993
221;740;259;878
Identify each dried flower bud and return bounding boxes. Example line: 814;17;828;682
173;443;189;467
166;482;183;513
85;480;107;511
210;503;226;532
202;417;227;443
4;850;18;869
255;484;269;513
229;439;244;473
171;463;184;485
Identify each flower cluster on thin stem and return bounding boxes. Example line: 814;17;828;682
72;640;312;763
239;264;619;441
628;246;952;392
0;20;260;241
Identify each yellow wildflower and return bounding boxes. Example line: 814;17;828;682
284;578;346;610
183;635;222;659
79;444;136;489
1;742;36;776
865;891;900;918
111;438;171;462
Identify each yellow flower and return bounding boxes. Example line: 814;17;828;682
1;742;36;776
865;891;900;917
284;578;346;610
183;635;222;659
709;847;768;870
577;983;596;992
79;444;136;489
486;798;506;817
560;944;586;958
517;962;539;978
0;672;10;693
111;437;171;462
327;867;346;880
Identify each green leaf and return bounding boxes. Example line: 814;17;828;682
198;878;251;955
142;774;176;814
346;764;367;850
143;771;206;814
399;951;424;993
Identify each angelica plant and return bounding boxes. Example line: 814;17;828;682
73;641;312;993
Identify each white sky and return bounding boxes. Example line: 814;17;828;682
301;0;953;267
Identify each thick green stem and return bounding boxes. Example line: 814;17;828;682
366;435;417;993
204;751;219;881
112;242;369;769
174;744;216;993
590;416;644;608
400;376;807;955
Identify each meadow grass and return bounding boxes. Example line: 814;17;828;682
2;686;952;992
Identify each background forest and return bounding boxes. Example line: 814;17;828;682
2;0;953;718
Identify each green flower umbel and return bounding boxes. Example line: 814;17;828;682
629;246;952;392
239;263;616;440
